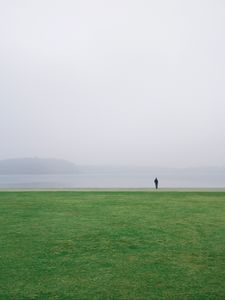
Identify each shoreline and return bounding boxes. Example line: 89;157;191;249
1;188;225;192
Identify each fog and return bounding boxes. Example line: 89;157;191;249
1;0;225;167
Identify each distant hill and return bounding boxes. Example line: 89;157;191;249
0;158;79;174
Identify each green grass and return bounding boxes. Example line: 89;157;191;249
0;191;225;300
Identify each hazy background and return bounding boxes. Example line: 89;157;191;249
1;0;225;167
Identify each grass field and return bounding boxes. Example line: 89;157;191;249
0;191;225;300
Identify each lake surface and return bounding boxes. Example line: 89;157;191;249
0;170;225;188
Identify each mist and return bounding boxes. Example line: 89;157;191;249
1;0;225;167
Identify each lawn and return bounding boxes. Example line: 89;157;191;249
0;191;225;300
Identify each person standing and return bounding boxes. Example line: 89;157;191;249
154;177;159;189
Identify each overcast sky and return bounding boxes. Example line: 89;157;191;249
0;0;225;167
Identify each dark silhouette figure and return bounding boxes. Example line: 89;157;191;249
154;177;159;189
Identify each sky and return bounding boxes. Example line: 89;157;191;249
0;0;225;167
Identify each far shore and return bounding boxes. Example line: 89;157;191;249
1;188;225;192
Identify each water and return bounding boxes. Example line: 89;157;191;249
0;171;224;188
